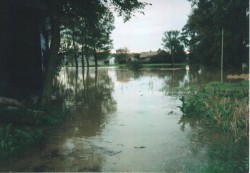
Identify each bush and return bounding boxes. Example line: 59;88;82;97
127;61;143;70
0;124;43;153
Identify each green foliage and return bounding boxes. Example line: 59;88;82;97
133;53;141;60
162;30;186;65
60;0;116;67
0;124;43;153
180;81;249;139
115;47;130;64
183;0;249;69
0;99;69;154
127;61;143;70
57;0;149;67
110;0;150;22
179;81;249;172
0;124;13;151
148;50;171;64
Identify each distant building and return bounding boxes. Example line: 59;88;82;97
109;57;116;65
140;51;158;62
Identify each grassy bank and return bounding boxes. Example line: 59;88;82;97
180;81;249;140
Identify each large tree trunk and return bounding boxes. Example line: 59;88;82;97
72;32;78;70
81;34;85;67
171;51;175;68
74;67;78;106
94;67;98;87
84;30;89;67
94;45;98;67
41;16;60;105
81;18;85;68
85;47;89;67
83;17;90;67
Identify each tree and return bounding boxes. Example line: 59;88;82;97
46;0;148;72
41;0;149;104
183;0;249;69
60;1;115;68
115;47;130;64
162;30;185;67
88;7;115;67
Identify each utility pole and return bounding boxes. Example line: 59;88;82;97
221;28;224;83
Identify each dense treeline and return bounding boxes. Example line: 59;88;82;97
182;0;249;69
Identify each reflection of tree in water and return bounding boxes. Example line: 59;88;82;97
56;67;116;116
76;68;117;116
115;68;190;94
55;67;117;137
188;68;222;87
115;68;143;82
160;70;187;94
0;67;116;171
160;68;230;95
35;67;118;171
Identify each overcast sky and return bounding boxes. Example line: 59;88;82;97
111;0;191;53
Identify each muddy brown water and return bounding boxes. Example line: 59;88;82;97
0;66;248;172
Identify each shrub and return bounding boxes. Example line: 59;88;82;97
0;124;43;152
127;61;143;70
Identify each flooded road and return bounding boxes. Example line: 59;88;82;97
1;67;248;172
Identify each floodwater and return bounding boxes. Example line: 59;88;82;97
1;66;248;172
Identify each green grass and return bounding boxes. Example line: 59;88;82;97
142;62;187;67
179;80;249;173
179;81;249;140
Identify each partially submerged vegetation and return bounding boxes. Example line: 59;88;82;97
0;123;43;153
0;102;68;155
179;80;249;172
180;81;249;140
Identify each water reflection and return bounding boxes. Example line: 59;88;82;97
57;67;116;113
1;67;117;171
115;68;142;82
30;68;115;171
0;67;247;172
